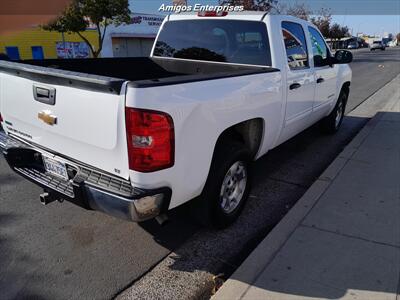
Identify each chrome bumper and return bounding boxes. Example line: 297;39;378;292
0;130;171;222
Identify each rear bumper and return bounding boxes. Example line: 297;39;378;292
0;130;171;222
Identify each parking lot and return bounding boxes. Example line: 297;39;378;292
1;47;399;299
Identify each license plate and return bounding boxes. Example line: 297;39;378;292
42;155;69;180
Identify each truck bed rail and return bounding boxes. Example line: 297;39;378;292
0;61;126;94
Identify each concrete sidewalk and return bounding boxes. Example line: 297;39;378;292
214;87;400;298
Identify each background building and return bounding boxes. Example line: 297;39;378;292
0;27;98;60
101;13;165;57
0;12;164;60
0;0;168;60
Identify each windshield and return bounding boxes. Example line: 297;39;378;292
153;20;272;66
373;41;382;44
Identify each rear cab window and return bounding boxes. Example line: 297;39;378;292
153;20;272;66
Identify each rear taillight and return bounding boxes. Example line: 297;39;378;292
125;108;174;172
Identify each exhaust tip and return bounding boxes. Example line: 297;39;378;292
155;214;169;226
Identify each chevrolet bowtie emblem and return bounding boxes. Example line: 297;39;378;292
38;110;57;126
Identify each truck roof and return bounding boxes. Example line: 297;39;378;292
168;11;266;22
167;12;310;24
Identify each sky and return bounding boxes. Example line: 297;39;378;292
130;0;400;35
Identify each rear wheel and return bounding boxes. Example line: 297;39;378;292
194;140;252;228
320;89;348;134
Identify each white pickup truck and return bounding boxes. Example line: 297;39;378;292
0;13;352;228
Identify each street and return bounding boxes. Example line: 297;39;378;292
346;48;400;112
1;47;399;299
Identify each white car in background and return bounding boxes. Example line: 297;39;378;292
370;40;386;51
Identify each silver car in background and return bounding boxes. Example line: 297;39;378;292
370;40;386;51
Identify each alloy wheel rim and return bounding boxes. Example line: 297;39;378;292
220;161;247;214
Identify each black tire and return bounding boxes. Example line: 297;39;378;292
194;140;252;229
320;89;348;134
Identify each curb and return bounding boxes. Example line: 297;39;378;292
212;115;388;299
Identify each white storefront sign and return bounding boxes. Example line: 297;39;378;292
101;13;165;57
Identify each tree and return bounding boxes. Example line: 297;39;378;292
396;33;400;45
327;23;350;49
310;8;332;37
172;0;187;5
219;0;278;11
281;4;331;36
43;0;131;58
286;3;312;20
329;24;350;40
329;23;342;40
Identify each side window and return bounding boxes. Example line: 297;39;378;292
308;27;329;67
282;21;309;70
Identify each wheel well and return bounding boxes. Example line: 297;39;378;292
215;118;264;159
342;81;351;94
340;82;351;105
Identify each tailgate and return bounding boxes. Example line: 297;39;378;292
0;65;130;180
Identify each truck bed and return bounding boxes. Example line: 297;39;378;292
0;56;279;181
0;57;277;94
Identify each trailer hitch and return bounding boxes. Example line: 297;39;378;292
39;191;60;205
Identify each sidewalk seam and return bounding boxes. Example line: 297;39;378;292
300;224;400;249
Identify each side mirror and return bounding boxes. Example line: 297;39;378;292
334;50;353;64
314;55;326;67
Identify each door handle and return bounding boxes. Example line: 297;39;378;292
317;78;325;84
33;84;56;105
289;83;301;90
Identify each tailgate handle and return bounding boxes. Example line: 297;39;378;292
33;84;56;105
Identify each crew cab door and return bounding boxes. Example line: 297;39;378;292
308;26;338;112
281;21;315;127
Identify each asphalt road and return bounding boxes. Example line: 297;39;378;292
1;47;399;299
346;47;400;112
